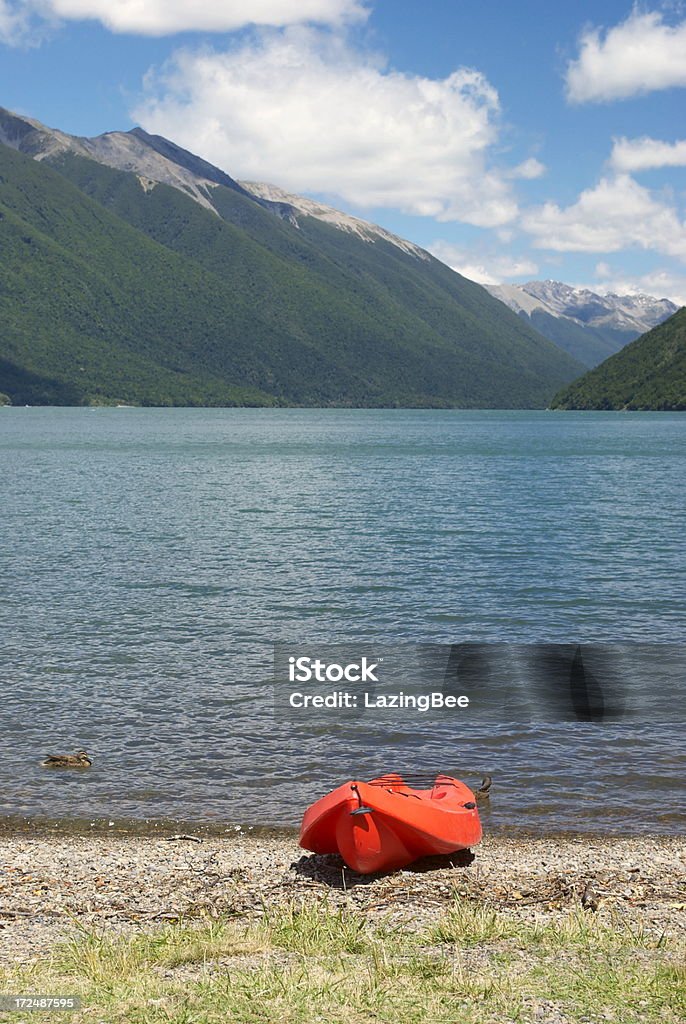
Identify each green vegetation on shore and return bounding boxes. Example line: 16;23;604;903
0;139;582;408
1;900;681;1023
550;307;686;410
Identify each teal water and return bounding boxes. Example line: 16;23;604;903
0;408;684;833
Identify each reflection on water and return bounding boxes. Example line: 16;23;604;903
0;408;684;833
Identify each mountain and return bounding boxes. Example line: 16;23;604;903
486;280;678;368
0;106;583;408
550;308;686;410
238;180;428;258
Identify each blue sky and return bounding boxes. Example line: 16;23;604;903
2;0;686;302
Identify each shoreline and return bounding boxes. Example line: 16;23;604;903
1;830;683;966
0;814;683;841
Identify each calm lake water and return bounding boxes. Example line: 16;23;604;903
1;408;684;834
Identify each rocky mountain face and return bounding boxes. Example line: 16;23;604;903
0;107;288;217
487;280;679;368
0;105;583;408
0;107;429;258
239;180;428;258
504;280;677;334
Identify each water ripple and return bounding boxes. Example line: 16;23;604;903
0;409;684;831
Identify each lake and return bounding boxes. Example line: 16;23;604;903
0;408;683;833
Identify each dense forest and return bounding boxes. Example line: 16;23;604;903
550;308;686;411
0;125;582;408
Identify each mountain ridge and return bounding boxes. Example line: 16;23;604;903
0;106;428;256
487;280;678;368
0;105;583;409
238;180;429;259
493;280;677;333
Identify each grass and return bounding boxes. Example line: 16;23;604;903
261;899;373;956
431;901;520;945
0;901;682;1024
56;918;266;981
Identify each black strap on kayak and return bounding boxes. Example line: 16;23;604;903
350;784;374;816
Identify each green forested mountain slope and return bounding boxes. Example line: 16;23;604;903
1;124;583;407
0;146;301;406
527;310;636;368
550;308;686;410
52;150;582;405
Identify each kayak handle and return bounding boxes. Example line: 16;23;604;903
463;801;476;809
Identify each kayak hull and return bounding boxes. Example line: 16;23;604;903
300;774;482;874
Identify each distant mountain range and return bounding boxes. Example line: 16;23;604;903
550;307;686;411
0;105;585;409
486;280;678;368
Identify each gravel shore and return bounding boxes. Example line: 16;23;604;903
1;831;683;964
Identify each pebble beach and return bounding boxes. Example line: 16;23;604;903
1;829;683;965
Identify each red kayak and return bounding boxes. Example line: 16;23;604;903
300;773;482;874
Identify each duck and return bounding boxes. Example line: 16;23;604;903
475;776;492;802
41;750;92;768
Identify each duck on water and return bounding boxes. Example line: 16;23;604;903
41;750;92;768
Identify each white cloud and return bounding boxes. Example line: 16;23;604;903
132;28;519;226
566;10;686;103
509;157;545;180
610;136;686;172
0;0;35;43
0;0;366;39
428;242;538;284
522;174;686;259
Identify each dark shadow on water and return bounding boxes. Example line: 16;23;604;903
291;848;475;888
